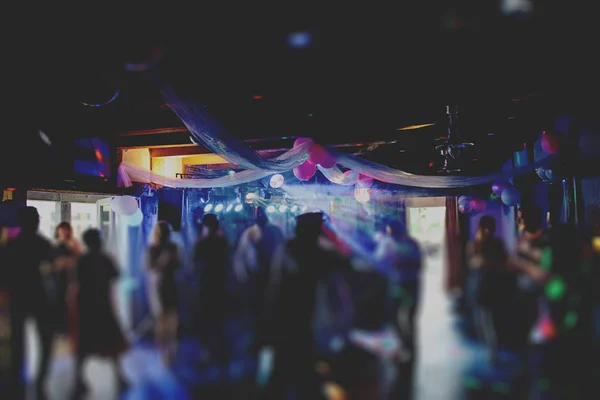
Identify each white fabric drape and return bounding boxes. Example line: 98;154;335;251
117;142;311;189
143;72;557;189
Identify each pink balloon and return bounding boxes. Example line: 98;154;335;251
293;161;317;181
541;130;560;154
294;137;314;148
357;174;374;188
319;152;337;168
307;144;327;165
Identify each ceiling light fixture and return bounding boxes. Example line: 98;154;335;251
397;123;436;131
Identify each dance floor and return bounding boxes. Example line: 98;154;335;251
27;255;542;399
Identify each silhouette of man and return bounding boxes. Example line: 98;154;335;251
5;206;56;399
262;212;351;399
194;213;230;364
234;206;284;323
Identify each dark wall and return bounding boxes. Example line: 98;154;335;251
575;116;600;233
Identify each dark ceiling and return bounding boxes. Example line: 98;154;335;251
6;3;600;181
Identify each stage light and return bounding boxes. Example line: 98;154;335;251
290;205;298;212
215;203;224;212
266;205;276;213
279;205;287;213
301;205;308;212
234;204;243;212
288;31;312;48
204;204;213;212
225;204;233;212
246;193;256;203
270;174;285;188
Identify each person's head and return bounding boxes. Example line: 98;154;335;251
478;216;496;239
295;212;323;244
55;221;73;242
519;205;543;234
254;206;268;226
386;220;407;238
16;206;40;234
202;213;220;235
153;220;172;245
82;228;103;252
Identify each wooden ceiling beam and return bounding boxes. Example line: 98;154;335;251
150;146;211;158
118;127;188;137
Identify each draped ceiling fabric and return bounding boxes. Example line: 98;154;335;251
118;161;273;188
332;152;556;189
118;73;556;189
184;165;242;178
158;81;310;171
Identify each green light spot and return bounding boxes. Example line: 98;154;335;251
507;116;515;120
464;376;482;389
540;247;553;271
564;311;578;329
308;113;313;117
546;277;566;301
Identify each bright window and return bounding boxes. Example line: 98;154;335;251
26;200;59;241
70;203;98;240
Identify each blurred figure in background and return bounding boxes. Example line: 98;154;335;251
261;212;352;399
73;229;129;396
53;222;83;342
466;216;513;363
194;213;230;365
582;216;600;395
513;205;550;348
5;206;56;399
147;221;180;366
373;219;422;399
527;224;591;398
373;219;422;360
583;217;600;341
234;206;284;331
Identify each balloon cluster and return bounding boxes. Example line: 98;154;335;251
110;195;143;226
292;138;337;181
490;181;521;207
